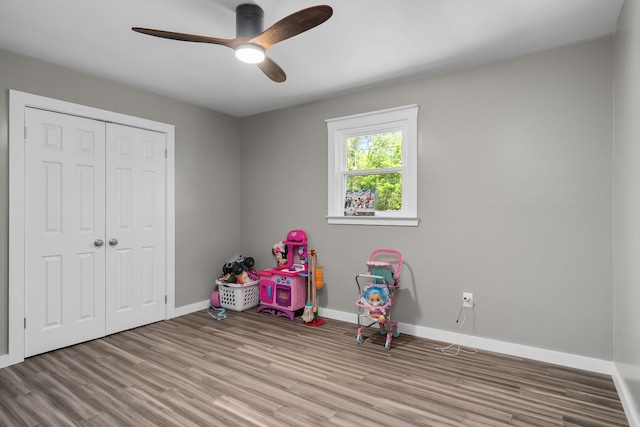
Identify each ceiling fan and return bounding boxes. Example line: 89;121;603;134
132;4;333;83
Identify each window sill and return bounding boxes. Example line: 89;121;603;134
326;216;419;227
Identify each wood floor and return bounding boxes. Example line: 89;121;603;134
0;309;629;426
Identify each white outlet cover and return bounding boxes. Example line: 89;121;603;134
462;292;473;307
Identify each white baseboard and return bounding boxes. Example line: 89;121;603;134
319;307;357;324
171;299;211;318
318;307;613;374
612;365;640;427
0;353;10;369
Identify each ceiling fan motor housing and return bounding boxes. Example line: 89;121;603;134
236;4;264;37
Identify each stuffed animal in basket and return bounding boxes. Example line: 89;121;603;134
362;284;388;323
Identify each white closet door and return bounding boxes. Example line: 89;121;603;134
24;108;107;357
105;123;166;334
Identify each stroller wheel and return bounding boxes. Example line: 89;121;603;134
356;334;363;345
385;339;391;350
393;326;399;337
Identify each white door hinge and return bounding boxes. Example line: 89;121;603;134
164;149;167;158
24;127;27;139
24;317;26;329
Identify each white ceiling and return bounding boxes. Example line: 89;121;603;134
0;0;624;117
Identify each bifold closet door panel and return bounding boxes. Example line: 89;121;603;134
105;123;166;335
24;108;107;357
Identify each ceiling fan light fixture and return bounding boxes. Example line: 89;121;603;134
235;44;265;64
133;5;333;81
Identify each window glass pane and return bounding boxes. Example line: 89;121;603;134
347;131;402;171
345;173;402;215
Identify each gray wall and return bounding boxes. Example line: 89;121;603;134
0;37;618;363
0;48;241;354
614;0;640;414
240;38;614;360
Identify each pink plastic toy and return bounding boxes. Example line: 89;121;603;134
354;249;403;350
257;230;309;321
210;290;220;307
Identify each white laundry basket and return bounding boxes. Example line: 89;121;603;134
215;280;260;311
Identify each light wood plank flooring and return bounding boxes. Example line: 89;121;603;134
0;309;629;426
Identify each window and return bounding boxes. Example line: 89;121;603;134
326;104;419;226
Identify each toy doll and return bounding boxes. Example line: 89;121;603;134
272;241;288;267
361;284;389;323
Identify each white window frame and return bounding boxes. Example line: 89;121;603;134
326;104;419;226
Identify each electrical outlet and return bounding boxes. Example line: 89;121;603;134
462;292;473;308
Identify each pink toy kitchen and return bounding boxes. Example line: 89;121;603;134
257;229;308;320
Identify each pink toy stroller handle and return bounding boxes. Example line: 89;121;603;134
369;249;403;279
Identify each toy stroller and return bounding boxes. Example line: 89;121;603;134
355;249;402;350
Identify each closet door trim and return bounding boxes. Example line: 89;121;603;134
8;90;176;366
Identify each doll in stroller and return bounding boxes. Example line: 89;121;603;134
355;249;402;350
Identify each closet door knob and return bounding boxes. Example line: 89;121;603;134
94;239;104;247
109;238;119;246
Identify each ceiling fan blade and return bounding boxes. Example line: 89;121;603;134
132;27;241;48
257;57;286;82
249;5;333;50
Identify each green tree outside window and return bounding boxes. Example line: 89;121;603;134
346;132;403;211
